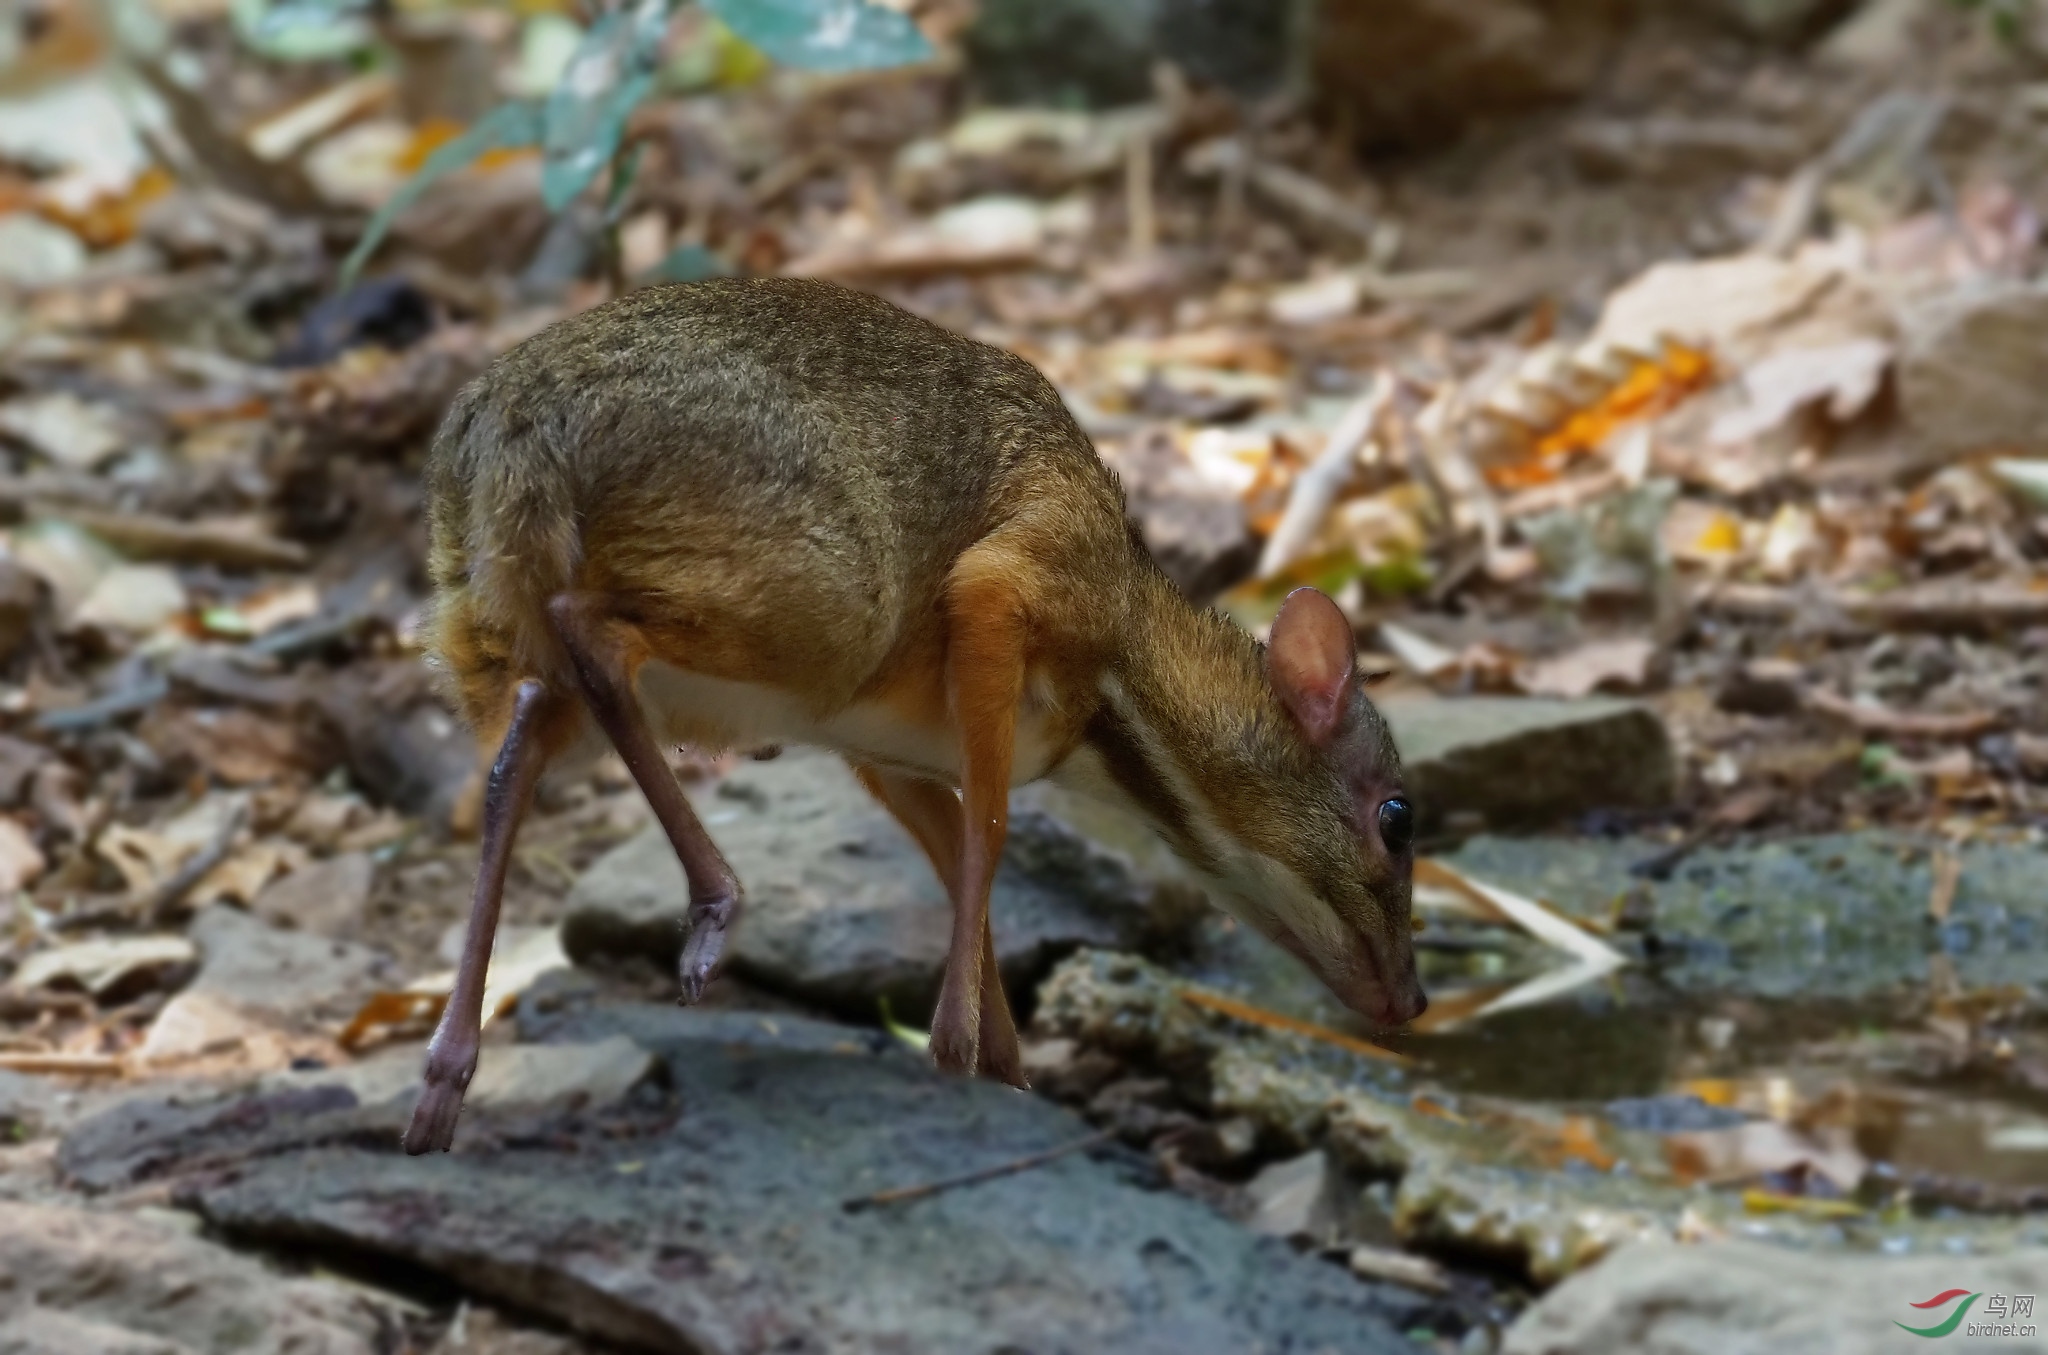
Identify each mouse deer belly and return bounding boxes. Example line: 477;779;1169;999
634;660;1068;787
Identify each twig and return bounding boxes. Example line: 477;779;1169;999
1178;986;1414;1065
0;1052;125;1076
1802;688;2005;741
1125;132;1156;258
34;672;172;733
841;1130;1114;1213
1256;374;1391;580
145;799;250;924
1927;849;1963;923
1694;579;2048;634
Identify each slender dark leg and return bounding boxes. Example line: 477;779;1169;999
853;764;1025;1087
404;678;553;1154
548;593;742;1002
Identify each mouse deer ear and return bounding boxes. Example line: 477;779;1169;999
1266;588;1357;748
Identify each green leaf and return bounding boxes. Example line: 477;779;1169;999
877;996;929;1053
541;0;670;211
339;101;544;289
701;0;933;72
642;241;730;283
233;0;373;60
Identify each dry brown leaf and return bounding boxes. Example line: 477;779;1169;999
1517;637;1658;699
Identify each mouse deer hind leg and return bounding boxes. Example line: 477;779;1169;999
853;764;1025;1088
547;592;743;1004
405;676;561;1154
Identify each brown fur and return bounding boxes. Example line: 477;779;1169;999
425;276;1423;1063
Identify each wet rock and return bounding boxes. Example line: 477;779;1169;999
1031;950;2048;1283
1503;1239;2048;1355
0;1200;387;1354
1314;0;1632;151
1442;832;2048;1000
251;853;376;939
186;905;391;1021
563;750;1198;1019
1379;695;1676;834
79;999;1435;1354
967;0;1294;108
1602;1094;1750;1134
1897;281;2048;457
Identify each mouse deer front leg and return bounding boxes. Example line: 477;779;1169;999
853;764;1025;1087
931;551;1029;1078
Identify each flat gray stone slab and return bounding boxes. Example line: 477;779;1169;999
62;1000;1431;1355
186;905;392;1022
1379;695;1675;832
0;1200;385;1355
1505;1238;2048;1355
564;750;1203;1017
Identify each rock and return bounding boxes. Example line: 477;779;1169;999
0;1200;387;1355
89;998;1434;1354
1313;0;1632;151
563;750;1197;1018
186;905;391;1021
1442;830;2048;999
1897;281;2048;457
967;0;1294;108
10;936;196;1001
59;1032;657;1194
251;853;375;939
1103;431;1259;606
461;1034;659;1110
1379;694;1676;834
1503;1239;2048;1355
1031;950;2048;1283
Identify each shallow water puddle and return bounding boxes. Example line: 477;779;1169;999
1174;829;2048;1211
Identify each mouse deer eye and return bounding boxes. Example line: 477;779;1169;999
1377;798;1414;855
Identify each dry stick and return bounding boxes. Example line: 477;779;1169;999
1255;374;1393;580
1125;132;1157;258
0;1052;125;1076
841;1130;1115;1213
1802;688;2004;741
